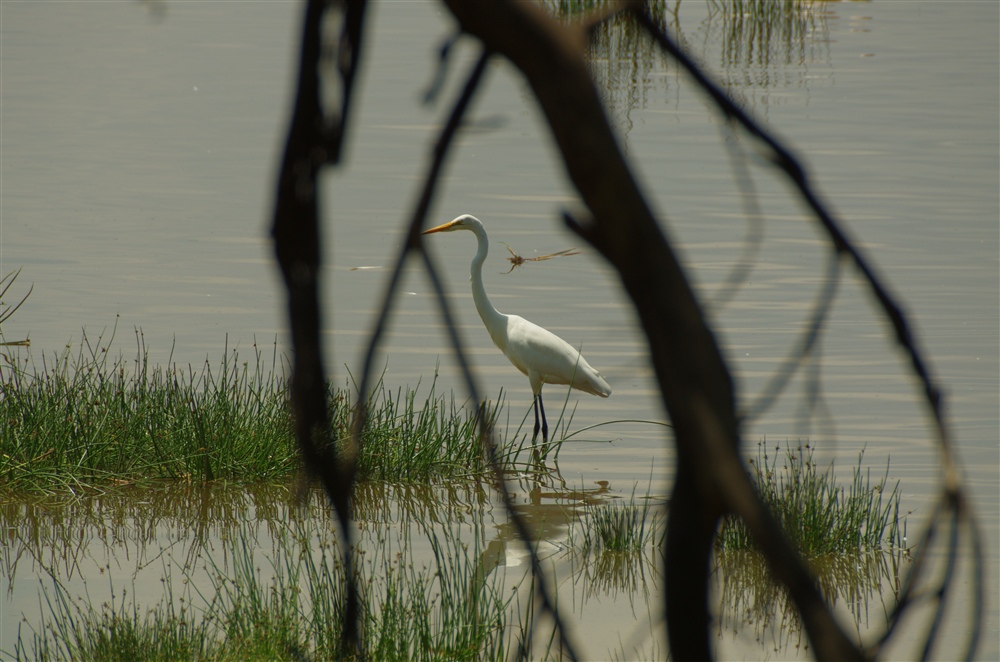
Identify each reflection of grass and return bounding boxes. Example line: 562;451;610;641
12;513;517;661
0;332;523;492
543;0;674;131
538;0;831;128
717;442;904;557
715;547;908;651
578;545;662;605
712;0;820;68
4;467;907;660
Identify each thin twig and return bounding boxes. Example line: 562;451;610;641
355;45;583;660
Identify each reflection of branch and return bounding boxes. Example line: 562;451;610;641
634;7;949;443
743;251;840;422
706;124;765;310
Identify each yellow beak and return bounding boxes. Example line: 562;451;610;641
422;219;460;235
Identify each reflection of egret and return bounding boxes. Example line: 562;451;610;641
422;214;611;443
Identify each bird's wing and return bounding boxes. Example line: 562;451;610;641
504;316;610;397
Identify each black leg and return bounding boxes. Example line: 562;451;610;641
531;393;550;444
532;396;541;442
538;391;548;443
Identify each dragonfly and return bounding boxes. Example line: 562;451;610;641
501;243;582;274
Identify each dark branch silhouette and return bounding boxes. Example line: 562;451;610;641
630;6;980;659
269;0;981;658
439;1;865;658
270;0;368;656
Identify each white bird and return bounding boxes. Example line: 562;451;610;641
422;214;611;444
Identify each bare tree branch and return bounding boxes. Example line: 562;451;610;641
270;0;368;656
440;1;867;659
269;0;980;658
631;6;981;658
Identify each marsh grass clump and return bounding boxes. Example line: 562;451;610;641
14;577;213;662
0;330;297;492
717;442;904;557
713;443;907;648
0;330;525;492
563;487;662;615
334;375;509;482
578;488;660;554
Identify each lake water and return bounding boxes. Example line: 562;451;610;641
1;0;997;658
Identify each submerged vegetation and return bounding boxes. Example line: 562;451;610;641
6;454;907;661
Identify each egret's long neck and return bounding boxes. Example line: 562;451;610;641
468;224;507;332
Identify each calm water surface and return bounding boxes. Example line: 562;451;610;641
1;0;996;658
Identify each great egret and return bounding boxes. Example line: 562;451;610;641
422;214;611;443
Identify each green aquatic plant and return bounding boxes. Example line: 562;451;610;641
717;442;905;557
0;328;297;492
565;485;662;616
0;331;538;493
574;486;661;554
335;371;510;482
712;442;908;649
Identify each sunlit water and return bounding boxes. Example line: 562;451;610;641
1;0;996;658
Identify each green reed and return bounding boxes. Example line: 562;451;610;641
717;442;905;557
577;488;660;554
0;331;522;493
0;329;297;492
340;373;509;482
